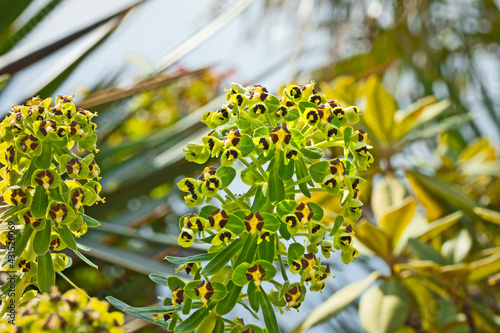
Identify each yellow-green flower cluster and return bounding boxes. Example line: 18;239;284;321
0;287;124;333
132;82;373;332
0;95;103;305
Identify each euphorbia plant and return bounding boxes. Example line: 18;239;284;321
109;82;373;332
0;95;103;315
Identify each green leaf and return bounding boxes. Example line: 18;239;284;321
296;158;312;197
343;126;353;149
276;200;298;218
441;229;472;264
216;281;243;315
329;215;344;236
308;202;324;221
239;134;255;156
474;207;500;226
408;239;444;265
165;253;216;264
258;233;275;262
37;252;55;293
269;167;285;205
278;158;294;181
82;214;101;228
248;280;260;312
167;276;186;290
251;183;267;213
300;146;324;160
201;238;244;275
15;224;33;257
359;280;410;333
259;286;279;333
287;243;305;265
309;161;329;183
106;297;169;328
57;225;77;251
292;272;379;332
76;250;98;269
31;186;48;219
216;166;237;188
33;219;51;255
34;143;52;169
148;274;168;287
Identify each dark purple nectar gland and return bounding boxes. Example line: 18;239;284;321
49;238;61;250
244;212;264;235
23;211;42;228
66;158;82;176
204;177;220;192
252;103;266;116
356;146;369;156
199;166;217;181
289;86;302;100
285;149;298;161
257;137;271;151
6;146;15;165
194;281;214;304
10;188;28;205
18;260;31;273
358;129;367;142
186;214;204;231
39;119;57;136
224;148;239;161
340;235;352;246
285;285;302;309
276;106;288;118
172;286;185;305
286;215;299;228
226;130;241;147
49;204;68;224
71;188;85;209
88;159;99;178
327;127;338;138
324;178;337;190
270;126;292;149
208;209;228;230
9;113;23;133
35;170;54;190
69;121;84;137
309;94;322;105
245;264;266;288
300;253;316;271
20;135;39;152
316;264;331;282
329;158;346;176
218;231;232;243
180;230;194;243
28;105;44;119
295;203;314;224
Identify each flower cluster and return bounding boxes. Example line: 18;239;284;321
0;95;102;308
139;82;372;331
0;287;124;332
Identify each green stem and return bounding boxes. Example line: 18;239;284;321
249;155;269;182
276;236;288;281
285;175;312;190
241;112;262;128
313;139;344;149
238;157;251;168
57;271;91;299
214;193;227;205
286;187;326;194
223;188;246;210
303;126;316;137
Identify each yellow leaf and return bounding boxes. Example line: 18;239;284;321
380;198;417;248
417;211;463;242
354;219;392;259
468;250;500;283
474;207;500;226
321;76;357;106
407;172;444;221
372;174;406;222
359;75;397;142
393;96;438;140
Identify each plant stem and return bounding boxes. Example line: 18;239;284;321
214;193;227;205
285;175;312;190
313;139;344;149
223;188;246;210
238;157;251;168
57;271;91;299
249;155;268;182
276;236;288;281
287;187;325;194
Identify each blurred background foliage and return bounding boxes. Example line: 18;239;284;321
0;0;499;332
